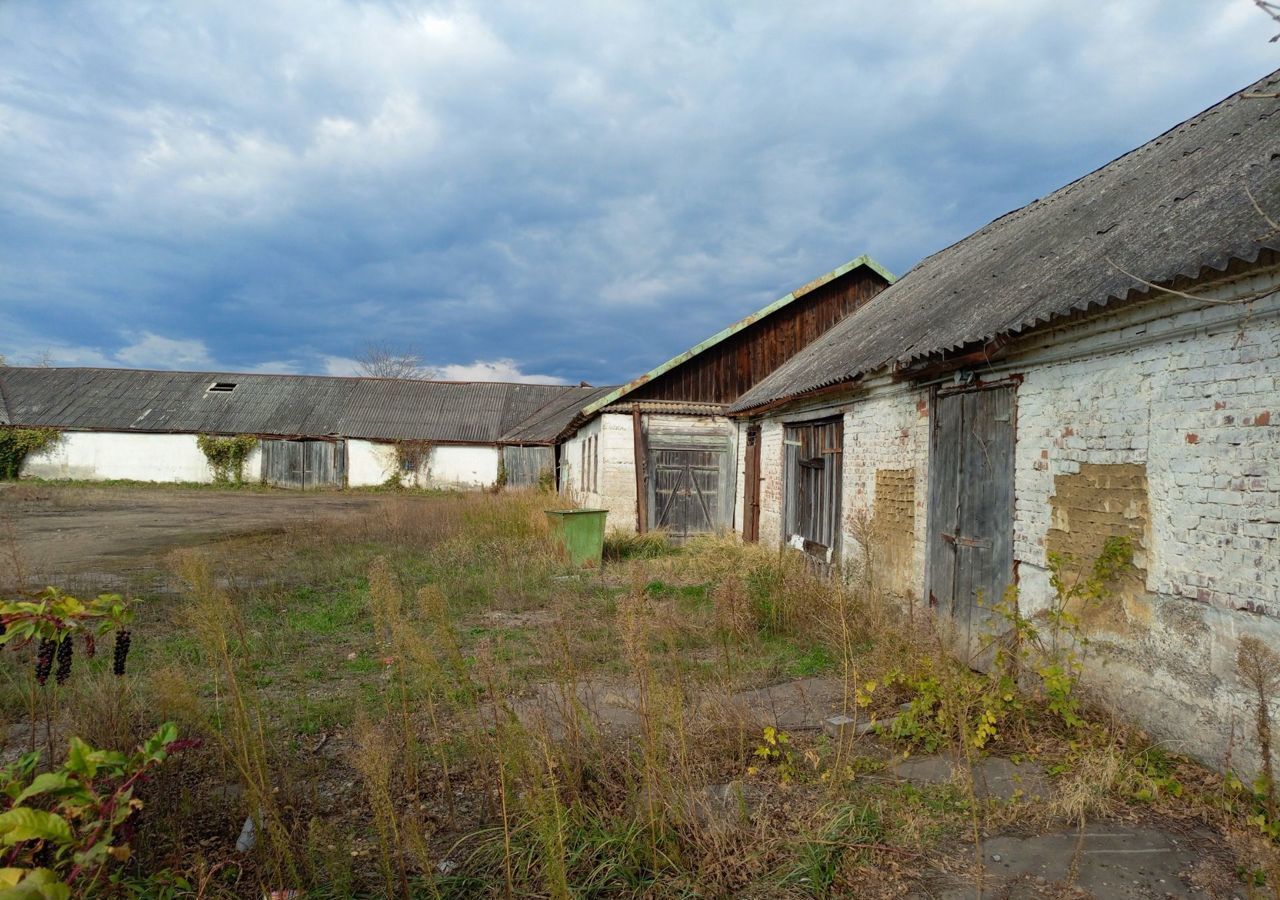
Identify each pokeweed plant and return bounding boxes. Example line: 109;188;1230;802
0;722;191;898
0;588;138;685
1;589;139;760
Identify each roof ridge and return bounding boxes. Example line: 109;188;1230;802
1;365;576;389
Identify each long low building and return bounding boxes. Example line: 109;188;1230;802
0;367;611;489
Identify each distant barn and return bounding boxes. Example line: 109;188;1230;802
0;367;610;489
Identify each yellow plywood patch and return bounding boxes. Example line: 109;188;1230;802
870;468;915;596
1047;463;1152;634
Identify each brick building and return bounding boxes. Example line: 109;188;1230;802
728;68;1280;774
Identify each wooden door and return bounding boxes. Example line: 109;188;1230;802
743;425;762;542
651;448;721;541
927;384;1016;658
262;439;345;489
502;446;554;488
303;440;345;489
262;439;304;488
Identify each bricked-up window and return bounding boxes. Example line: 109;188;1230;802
588;435;598;493
579;434;599;493
782;417;843;558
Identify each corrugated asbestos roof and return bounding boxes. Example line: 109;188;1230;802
0;367;604;445
732;68;1280;412
580;254;894;418
499;384;617;443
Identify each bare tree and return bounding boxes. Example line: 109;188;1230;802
1259;0;1280;42
356;342;438;380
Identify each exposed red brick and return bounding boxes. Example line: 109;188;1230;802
1256;410;1271;426
1185;432;1199;444
1214;401;1227;410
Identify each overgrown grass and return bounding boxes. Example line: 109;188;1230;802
603;528;672;561
2;489;1277;897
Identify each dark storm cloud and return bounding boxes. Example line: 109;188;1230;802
1;1;1275;383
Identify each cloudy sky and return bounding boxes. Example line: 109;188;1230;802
1;2;1276;385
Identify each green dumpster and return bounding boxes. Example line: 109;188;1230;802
544;509;608;567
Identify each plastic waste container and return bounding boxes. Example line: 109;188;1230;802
544;508;608;567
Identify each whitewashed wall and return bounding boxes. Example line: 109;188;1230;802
732;419;749;535
558;413;636;530
21;432;501;490
21;431;262;483
346;439;394;487
346;439;500;489
749;272;1280;775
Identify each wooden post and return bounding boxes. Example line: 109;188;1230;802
632;406;648;533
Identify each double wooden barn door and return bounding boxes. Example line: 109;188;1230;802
926;383;1016;659
650;448;722;540
642;418;737;543
261;439;346;489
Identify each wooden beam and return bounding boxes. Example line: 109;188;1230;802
632;406;648;533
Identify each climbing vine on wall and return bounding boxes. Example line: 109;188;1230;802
196;434;258;484
386;439;433;487
0;427;59;479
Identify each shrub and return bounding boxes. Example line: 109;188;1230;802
0;427;59;480
0;723;189;897
196;434;257;483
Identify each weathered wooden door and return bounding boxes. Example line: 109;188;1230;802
502;445;553;488
782;418;843;561
644;417;737;542
651;448;721;540
743;425;762;542
927;384;1016;658
262;439;345;489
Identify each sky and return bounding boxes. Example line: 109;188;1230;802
1;2;1277;386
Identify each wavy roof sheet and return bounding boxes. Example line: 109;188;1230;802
733;68;1280;412
499;384;617;443
0;367;602;445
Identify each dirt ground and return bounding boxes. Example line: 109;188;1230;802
0;483;405;588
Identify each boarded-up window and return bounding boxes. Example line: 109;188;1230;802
783;418;843;558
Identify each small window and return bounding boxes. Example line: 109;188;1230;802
208;382;237;393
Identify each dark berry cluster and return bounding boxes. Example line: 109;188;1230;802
113;630;132;676
55;637;73;685
34;638;56;686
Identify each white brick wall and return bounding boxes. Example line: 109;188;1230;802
839;383;930;592
559;413;637;531
756;418;785;546
1014;288;1280;619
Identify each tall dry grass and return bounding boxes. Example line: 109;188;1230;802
5;487;1272;896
